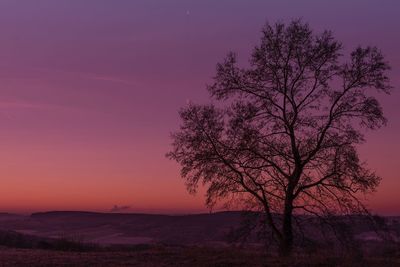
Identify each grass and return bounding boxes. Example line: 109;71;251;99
0;245;399;267
0;229;398;266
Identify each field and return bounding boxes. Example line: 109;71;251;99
0;212;399;266
0;245;399;267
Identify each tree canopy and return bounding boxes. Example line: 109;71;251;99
167;20;391;255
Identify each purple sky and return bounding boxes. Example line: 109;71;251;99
0;0;398;214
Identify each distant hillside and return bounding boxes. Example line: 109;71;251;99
1;211;245;245
0;213;24;221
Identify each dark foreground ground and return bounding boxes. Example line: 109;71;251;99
0;212;399;266
0;245;399;267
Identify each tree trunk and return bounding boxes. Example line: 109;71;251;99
279;195;294;256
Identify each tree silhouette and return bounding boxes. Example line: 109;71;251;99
167;20;391;255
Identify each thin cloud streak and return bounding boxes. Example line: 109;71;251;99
31;67;142;87
0;101;59;110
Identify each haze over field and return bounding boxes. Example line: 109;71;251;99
0;0;398;215
0;212;398;246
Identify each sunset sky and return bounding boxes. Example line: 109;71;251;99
0;0;398;215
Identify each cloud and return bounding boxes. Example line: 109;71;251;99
31;67;140;87
0;100;84;120
110;205;131;213
88;75;139;86
0;101;71;112
0;101;51;110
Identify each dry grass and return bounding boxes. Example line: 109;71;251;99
0;245;399;267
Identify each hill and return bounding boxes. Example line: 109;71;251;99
0;211;244;245
0;211;398;247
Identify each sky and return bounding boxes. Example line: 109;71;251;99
0;0;398;215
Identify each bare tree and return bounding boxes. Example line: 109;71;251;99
167;20;391;255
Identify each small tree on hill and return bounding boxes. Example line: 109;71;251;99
167;20;391;255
